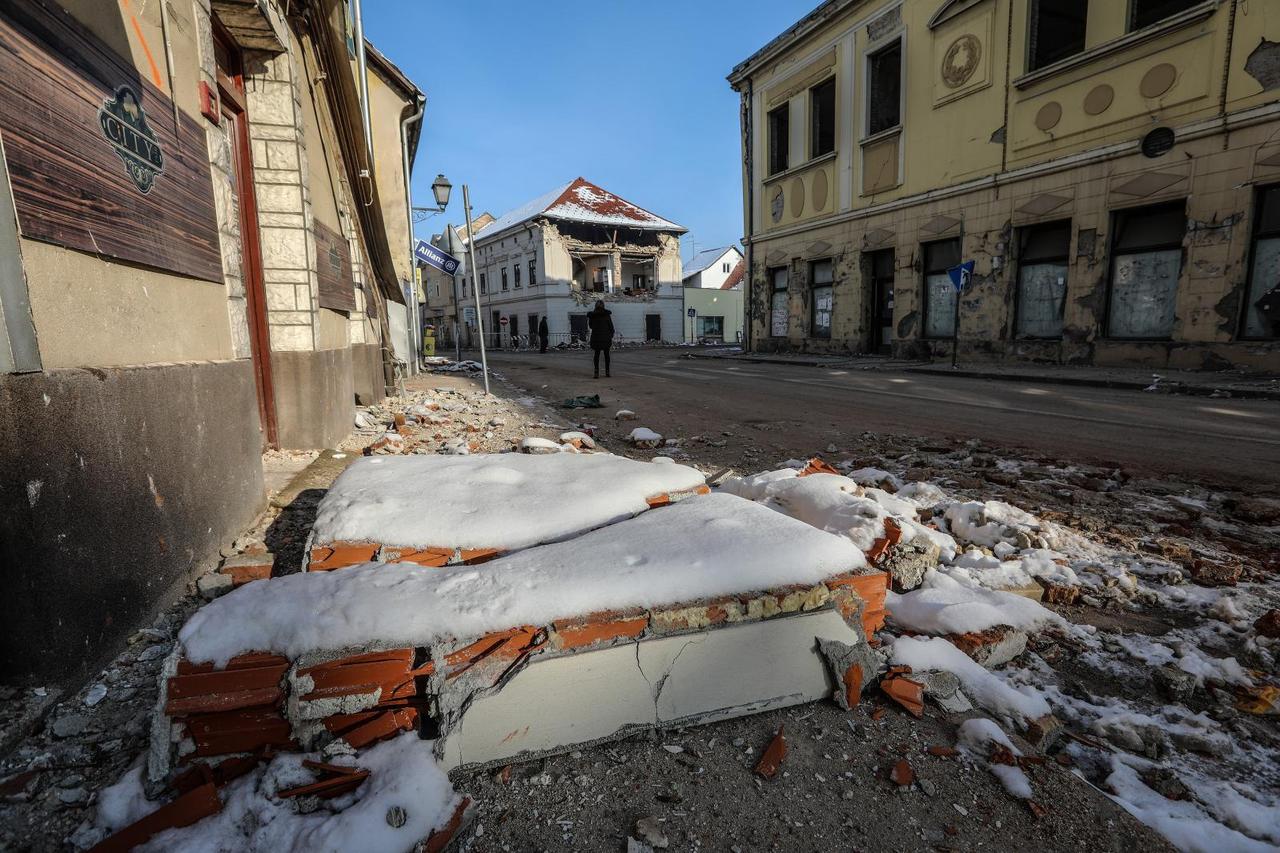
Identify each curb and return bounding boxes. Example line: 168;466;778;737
904;367;1280;401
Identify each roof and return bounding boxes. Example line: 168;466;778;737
727;0;864;88
721;259;746;290
682;246;742;281
477;177;686;240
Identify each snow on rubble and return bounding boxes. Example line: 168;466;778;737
181;491;866;667
310;452;707;551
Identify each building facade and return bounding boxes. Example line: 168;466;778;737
682;245;744;289
0;0;422;681
458;178;687;347
729;0;1280;370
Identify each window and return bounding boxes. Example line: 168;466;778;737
697;316;725;339
770;266;789;337
810;76;836;158
501;268;509;291
867;40;901;136
768;104;789;175
632;274;649;290
923;238;961;338
1015;220;1071;338
1107;202;1185;338
528;259;537;287
514;264;521;289
1243;185;1280;339
592;266;609;292
810;259;833;339
479;273;487;295
723;262;731;273
1130;0;1200;31
1028;0;1087;72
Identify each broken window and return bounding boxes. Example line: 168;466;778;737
867;40;901;136
513;264;521;289
810;259;834;339
1028;0;1087;72
810;77;836;158
1015;220;1071;338
1107;201;1185;338
1244;185;1280;339
528;259;536;287
923;238;961;339
768;104;789;175
1130;0;1200;31
770;266;789;337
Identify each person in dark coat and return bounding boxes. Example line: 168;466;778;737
587;300;614;378
538;316;550;353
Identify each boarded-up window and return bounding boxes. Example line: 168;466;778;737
923;239;960;338
1107;202;1184;338
1015;220;1071;338
1244;185;1280;339
770;266;789;337
867;40;901;136
810;259;833;339
768;104;789;175
810;77;836;158
1028;0;1087;72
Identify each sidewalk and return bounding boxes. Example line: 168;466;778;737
685;348;1280;400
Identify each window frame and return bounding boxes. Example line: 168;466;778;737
921;238;962;340
809;258;834;340
501;267;509;291
1105;200;1186;340
1129;0;1201;32
865;38;903;139
1027;0;1089;73
768;265;789;338
528;258;536;287
767;103;790;176
1240;183;1280;340
809;75;836;159
513;263;521;289
1013;219;1072;340
479;272;487;295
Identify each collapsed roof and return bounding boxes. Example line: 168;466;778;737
476;177;687;241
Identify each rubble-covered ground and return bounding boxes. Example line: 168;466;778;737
1;361;1276;852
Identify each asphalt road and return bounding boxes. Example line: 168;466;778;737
482;347;1280;489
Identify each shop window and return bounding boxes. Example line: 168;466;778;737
1028;0;1087;72
1244;185;1280;339
923;238;961;339
770;266;789;337
1015;220;1071;338
697;316;725;339
768;104;789;175
810;77;836;158
1107;202;1185;338
528;259;537;287
867;40;901;136
810;259;834;339
1130;0;1200;31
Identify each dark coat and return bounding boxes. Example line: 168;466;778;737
538;317;549;338
587;307;614;348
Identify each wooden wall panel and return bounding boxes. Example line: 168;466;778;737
314;220;355;313
0;0;223;283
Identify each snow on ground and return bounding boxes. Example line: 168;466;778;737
181;492;866;666
310;452;706;551
956;718;1033;800
886;569;1065;635
84;734;458;853
891;636;1051;725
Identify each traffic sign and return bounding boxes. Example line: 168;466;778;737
414;239;461;275
499;316;509;326
947;261;975;291
687;307;697;318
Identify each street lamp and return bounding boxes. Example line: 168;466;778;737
412;173;453;222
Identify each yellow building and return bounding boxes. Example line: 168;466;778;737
729;0;1280;371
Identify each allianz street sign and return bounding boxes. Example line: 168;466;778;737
414;239;461;275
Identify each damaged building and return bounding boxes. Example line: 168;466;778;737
729;0;1280;371
0;0;427;683
440;178;687;347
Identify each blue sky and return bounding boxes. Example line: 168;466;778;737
363;0;817;261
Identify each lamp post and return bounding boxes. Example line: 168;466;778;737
462;184;490;395
410;175;452;369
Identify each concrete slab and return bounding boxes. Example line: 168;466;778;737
439;608;859;770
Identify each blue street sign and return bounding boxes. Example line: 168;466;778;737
947;260;975;291
687;307;697;318
414;239;461;275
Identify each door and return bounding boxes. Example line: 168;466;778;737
491;310;502;348
216;26;277;448
645;313;661;342
509;314;519;345
569;313;589;343
866;249;895;355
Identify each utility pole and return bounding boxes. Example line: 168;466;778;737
463;185;490;395
446;224;462;362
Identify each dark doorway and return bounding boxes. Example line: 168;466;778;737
509;313;519;345
866;248;895;355
569;313;589;344
645;314;661;342
491;310;502;348
215;25;277;448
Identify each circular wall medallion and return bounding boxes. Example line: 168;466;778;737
770;186;784;223
941;34;981;89
1083;84;1114;115
1141;127;1175;158
1140;63;1177;98
789;177;806;218
812;169;829;212
1035;101;1062;131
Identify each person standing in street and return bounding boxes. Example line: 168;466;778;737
538;316;550;354
587;300;614;378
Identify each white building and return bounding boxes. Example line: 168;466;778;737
456;178;687;347
681;245;743;290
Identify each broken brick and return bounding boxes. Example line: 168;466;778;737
217;552;274;586
423;797;471;853
797;458;840;477
88;782;221;853
298;649;431;703
184;707;295;757
880;676;925;718
308;541;379;572
754;726;787;779
1253;609;1280;639
844;663;864;708
277;761;369;800
889;758;914;787
326;707;420;749
379;546;453;567
165;654;289;716
948;625;1028;668
458;547;504;564
927;745;958;758
865;518;903;566
443;627;544;679
553;611;649;650
824;571;889;640
1036;578;1080;606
